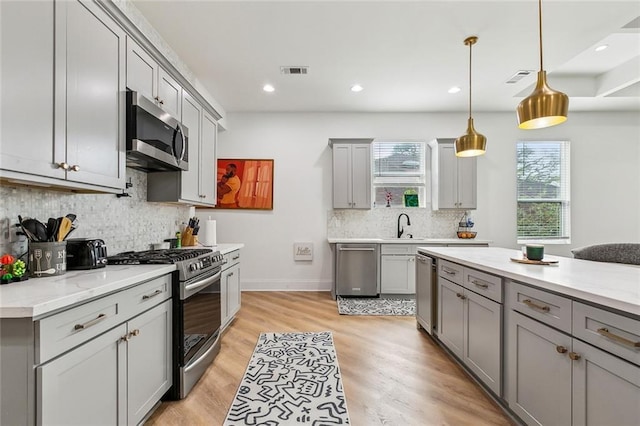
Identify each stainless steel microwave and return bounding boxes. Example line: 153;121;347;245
125;90;189;172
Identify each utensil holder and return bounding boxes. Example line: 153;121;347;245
28;241;67;278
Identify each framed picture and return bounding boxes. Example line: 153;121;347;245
216;159;274;210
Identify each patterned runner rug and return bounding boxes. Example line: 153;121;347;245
224;331;350;425
336;296;416;316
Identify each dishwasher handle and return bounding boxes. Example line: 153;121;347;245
338;247;376;251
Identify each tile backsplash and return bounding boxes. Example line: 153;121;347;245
327;207;469;239
0;169;191;257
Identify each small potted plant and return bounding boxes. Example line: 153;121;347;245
1;254;27;284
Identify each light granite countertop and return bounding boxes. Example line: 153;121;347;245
0;244;244;319
418;246;640;317
327;238;491;245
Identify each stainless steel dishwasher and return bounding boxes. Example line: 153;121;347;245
416;252;436;335
335;243;379;296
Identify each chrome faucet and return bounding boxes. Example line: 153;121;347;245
397;213;411;238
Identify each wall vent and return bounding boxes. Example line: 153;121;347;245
280;66;309;75
506;70;535;84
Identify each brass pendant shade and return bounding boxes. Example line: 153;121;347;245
455;36;486;157
517;0;569;129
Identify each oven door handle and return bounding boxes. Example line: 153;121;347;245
184;334;219;374
182;270;221;300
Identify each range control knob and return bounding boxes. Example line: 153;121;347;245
190;263;198;272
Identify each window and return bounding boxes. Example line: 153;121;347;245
372;141;427;207
516;140;570;243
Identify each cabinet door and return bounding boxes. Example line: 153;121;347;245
57;0;126;189
438;278;465;358
457;156;477;209
507;310;572;426
226;263;241;321
37;324;127;425
572;339;640;426
158;68;182;118
127;300;172;426
180;91;202;203
126;37;157;101
332;144;353;208
464;290;502;396
351;144;371;209
381;255;414;294
437;144;459;209
200;111;218;204
0;0;60;179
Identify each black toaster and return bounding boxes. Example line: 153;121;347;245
66;238;108;270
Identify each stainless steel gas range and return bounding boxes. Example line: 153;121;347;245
108;248;224;399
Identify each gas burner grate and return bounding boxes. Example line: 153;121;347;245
107;248;214;265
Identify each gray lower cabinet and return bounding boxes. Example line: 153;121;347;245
0;0;126;192
438;262;502;396
221;250;241;328
0;274;172;425
506;284;640;426
381;254;415;294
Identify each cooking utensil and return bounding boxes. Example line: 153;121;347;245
46;218;58;241
57;217;72;241
21;218;48;242
18;215;38;241
65;213;77;223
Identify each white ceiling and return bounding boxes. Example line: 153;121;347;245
131;0;640;113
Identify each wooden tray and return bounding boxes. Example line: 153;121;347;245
510;257;559;265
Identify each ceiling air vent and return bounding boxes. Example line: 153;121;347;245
506;70;535;84
280;66;309;75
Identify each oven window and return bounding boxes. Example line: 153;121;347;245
182;281;221;364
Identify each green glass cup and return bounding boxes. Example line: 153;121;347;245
526;244;545;261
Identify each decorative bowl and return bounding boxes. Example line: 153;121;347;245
457;231;477;239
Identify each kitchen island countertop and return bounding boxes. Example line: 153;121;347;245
418;246;640;317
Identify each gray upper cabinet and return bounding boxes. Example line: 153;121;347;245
126;37;182;118
429;139;477;210
1;0;126;192
330;139;372;209
147;91;217;206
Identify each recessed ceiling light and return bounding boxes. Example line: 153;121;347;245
263;84;275;92
448;86;461;94
351;84;363;92
595;44;609;52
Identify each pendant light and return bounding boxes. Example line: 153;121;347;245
517;0;568;129
455;36;486;157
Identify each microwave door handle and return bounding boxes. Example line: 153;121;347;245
175;124;186;164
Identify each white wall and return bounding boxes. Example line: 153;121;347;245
201;111;640;291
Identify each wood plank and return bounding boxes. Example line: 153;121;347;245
146;291;514;425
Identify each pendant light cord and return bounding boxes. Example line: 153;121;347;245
538;0;543;71
468;39;472;120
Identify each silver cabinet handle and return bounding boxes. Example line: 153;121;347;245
442;268;457;275
522;299;551;312
338;248;375;251
74;313;107;330
228;272;234;277
456;293;466;300
597;327;640;348
556;345;568;354
232;255;240;260
569;352;581;361
70;165;80;172
142;289;162;300
57;162;70;170
471;279;488;289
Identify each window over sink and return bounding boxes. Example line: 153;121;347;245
372;141;427;208
516;140;571;244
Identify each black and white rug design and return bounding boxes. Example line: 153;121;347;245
224;331;350;425
336;296;416;316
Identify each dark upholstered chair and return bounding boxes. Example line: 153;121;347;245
571;243;640;265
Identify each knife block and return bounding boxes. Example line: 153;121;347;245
180;228;197;247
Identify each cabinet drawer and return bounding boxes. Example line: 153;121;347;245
120;274;172;318
381;244;417;255
438;259;463;285
507;280;572;333
37;292;124;363
463;268;503;303
573;302;640;366
222;250;240;269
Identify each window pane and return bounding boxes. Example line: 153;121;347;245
516;141;570;242
373;142;425;177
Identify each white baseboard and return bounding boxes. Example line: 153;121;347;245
241;279;332;292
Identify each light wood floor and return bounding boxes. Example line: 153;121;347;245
146;291;515;425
